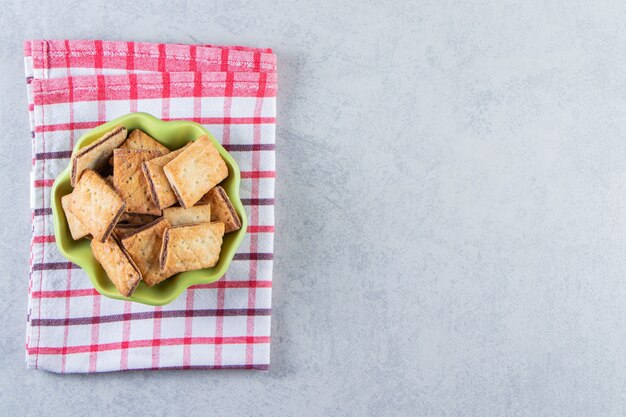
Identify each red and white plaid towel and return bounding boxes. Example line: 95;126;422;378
23;40;276;372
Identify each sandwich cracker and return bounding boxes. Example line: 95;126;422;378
121;218;173;287
91;235;142;297
162;205;211;227
163;135;228;208
71;126;127;186
61;193;90;240
204;186;242;233
160;222;225;275
114;149;163;215
142;145;189;210
67;169;125;242
119;129;170;154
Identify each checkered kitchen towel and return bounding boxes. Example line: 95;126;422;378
24;40;276;372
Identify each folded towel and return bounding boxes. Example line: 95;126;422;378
24;39;276;372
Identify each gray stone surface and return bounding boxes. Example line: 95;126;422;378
2;0;626;415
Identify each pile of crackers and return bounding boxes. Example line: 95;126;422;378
61;126;242;297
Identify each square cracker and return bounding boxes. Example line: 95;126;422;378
204;186;242;233
67;169;125;242
142;145;189;210
61;194;90;240
71;125;127;186
163;205;211;227
163;135;228;208
160;222;225;275
91;235;142;297
121;218;173;287
120;129;170;154
114;149;163;215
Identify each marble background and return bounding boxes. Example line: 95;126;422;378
2;0;626;415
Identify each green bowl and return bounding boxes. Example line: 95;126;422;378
51;112;247;306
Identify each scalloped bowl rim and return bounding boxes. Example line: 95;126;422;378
51;112;247;306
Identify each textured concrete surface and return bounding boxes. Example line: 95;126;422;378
2;0;626;415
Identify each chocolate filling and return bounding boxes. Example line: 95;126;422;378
71;159;78;187
74;126;126;159
169;182;188;209
217;186;241;230
142;162;162;209
159;229;170;272
102;202;126;243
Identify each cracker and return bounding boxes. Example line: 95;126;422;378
67;169;125;242
142;144;189;210
160;222;225;275
114;149;163;215
121;218;173;287
163;205;211;227
204;186;242;233
108;130;170;165
91;235;142;297
120;129;170;154
104;175;114;186
71;125;127;186
61;194;89;240
163;135;228;208
119;212;159;226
